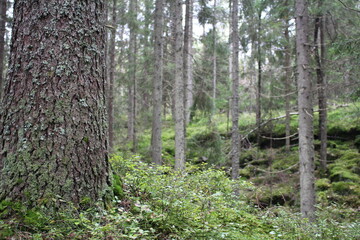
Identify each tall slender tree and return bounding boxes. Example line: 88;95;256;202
151;0;164;165
255;8;262;146
231;0;240;180
172;0;185;170
284;0;292;152
314;0;327;172
212;0;217;117
108;0;117;152
128;0;138;151
0;0;111;207
184;0;194;124
296;0;316;220
0;0;6;100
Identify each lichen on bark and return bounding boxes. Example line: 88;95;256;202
0;0;112;209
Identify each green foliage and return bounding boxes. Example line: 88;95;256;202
1;153;359;239
187;126;226;165
265;206;360;240
112;174;124;199
110;156;271;239
316;178;331;191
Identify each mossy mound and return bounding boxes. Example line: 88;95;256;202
318;147;360;207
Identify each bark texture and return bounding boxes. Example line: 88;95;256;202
0;0;111;206
184;0;193;124
107;0;117;152
173;0;185;170
151;0;164;165
231;0;240;180
296;0;316;220
0;0;6;100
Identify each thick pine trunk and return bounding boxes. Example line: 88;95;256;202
231;0;240;180
0;0;5;100
108;0;117;152
296;0;316;220
0;0;111;207
151;0;164;165
173;0;185;171
184;0;193;125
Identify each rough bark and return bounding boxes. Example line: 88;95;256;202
296;0;316;220
284;0;291;152
314;0;327;172
173;0;185;171
0;0;6;100
184;0;193;125
128;0;137;152
108;0;117;153
0;0;111;207
231;0;240;180
151;0;164;165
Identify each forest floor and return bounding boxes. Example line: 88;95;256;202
1;102;360;239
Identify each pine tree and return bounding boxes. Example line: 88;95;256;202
231;0;240;179
151;0;165;165
0;0;111;207
295;0;316;220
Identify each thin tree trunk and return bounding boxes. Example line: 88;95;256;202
173;0;185;171
256;12;262;146
284;0;291;152
231;0;240;180
228;1;232;84
128;0;137;152
296;0;316;221
0;0;111;207
108;0;117;153
151;0;164;165
0;0;5;100
314;0;327;173
184;0;193;125
212;0;217;117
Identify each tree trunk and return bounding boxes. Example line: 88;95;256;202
0;0;111;207
212;0;217;117
108;0;117;153
151;0;164;165
0;0;6;100
314;0;327;173
172;0;185;171
128;0;137;152
256;11;262;147
231;0;240;180
296;0;316;220
184;0;193;124
284;0;291;152
228;1;232;85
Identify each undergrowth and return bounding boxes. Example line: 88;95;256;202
1;155;359;239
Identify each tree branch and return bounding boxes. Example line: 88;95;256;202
337;0;360;13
